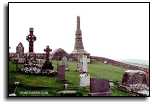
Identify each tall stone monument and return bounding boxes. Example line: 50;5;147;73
74;16;84;51
26;28;36;62
71;16;89;60
26;28;36;53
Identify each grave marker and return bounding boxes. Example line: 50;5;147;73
57;65;65;81
79;55;90;87
44;45;52;61
89;78;111;96
80;73;90;87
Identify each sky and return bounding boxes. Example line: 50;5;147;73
9;3;149;61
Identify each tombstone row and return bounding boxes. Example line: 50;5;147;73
56;54;111;96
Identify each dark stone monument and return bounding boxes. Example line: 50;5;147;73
26;28;37;62
89;78;111;96
44;45;52;61
121;70;149;92
57;65;65;81
42;45;54;70
26;28;36;53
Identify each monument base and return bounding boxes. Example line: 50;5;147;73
80;73;90;87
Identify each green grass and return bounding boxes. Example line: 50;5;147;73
8;60;129;96
88;62;124;81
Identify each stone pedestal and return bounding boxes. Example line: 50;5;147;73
80;73;90;87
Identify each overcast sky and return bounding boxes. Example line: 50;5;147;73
9;3;149;61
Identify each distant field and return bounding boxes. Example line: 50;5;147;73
8;61;129;96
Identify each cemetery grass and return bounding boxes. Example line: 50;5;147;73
9;61;129;96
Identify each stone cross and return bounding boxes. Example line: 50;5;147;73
26;28;36;53
44;45;52;61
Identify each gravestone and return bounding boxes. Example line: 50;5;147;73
80;73;90;87
89;78;111;96
61;56;69;71
79;55;90;87
57;65;65;81
121;70;149;94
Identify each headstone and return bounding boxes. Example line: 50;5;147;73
121;70;149;92
57;65;65;81
61;56;68;71
80;73;90;87
89;78;111;96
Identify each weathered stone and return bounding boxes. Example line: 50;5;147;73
26;28;36;53
57;65;65;81
121;70;149;92
71;16;90;60
89;78;111;96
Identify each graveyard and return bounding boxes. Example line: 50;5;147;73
9;60;130;96
9;16;149;97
